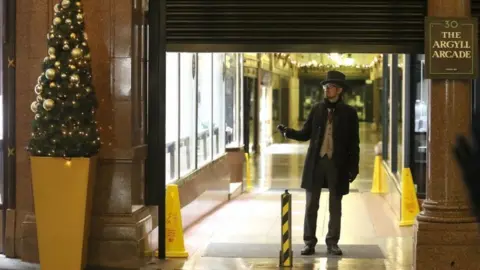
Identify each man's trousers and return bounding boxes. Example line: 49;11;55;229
303;156;343;247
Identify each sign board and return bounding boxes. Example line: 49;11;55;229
425;17;478;79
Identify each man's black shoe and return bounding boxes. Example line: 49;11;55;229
327;245;343;256
300;245;315;255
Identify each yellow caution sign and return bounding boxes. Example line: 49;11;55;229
371;155;388;194
165;184;189;258
279;190;293;268
399;168;420;227
245;153;253;192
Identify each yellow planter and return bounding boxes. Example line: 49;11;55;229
31;156;97;270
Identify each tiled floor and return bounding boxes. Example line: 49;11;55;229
149;123;414;269
0;123;413;269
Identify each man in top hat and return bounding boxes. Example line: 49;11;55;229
277;70;360;256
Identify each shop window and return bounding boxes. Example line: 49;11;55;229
410;54;428;197
165;53;179;183
397;55;405;174
382;54;390;160
225;53;237;146
179;53;197;177
237;54;244;147
197;53;213;167
213;53;226;157
382;54;405;175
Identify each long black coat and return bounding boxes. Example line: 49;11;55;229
286;101;360;195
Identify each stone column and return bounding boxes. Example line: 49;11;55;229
288;68;299;128
414;0;480;268
372;76;381;131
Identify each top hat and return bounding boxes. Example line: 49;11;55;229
320;70;350;90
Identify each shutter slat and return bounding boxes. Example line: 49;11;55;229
166;0;426;51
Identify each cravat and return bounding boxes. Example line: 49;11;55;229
328;109;334;123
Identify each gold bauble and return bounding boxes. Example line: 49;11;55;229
61;73;67;79
69;64;76;71
30;101;39;113
54;3;61;13
54;61;61;68
85;86;92;93
43;56;49;63
83;33;88;40
34;84;43;95
63;44;70;51
36;95;43;103
53;17;62;25
76;13;84;21
70;33;76;39
35;114;40;120
43;99;55;111
48;47;55;56
49;54;56;60
37;75;43;84
71;48;82;59
76;1;82;7
66;18;72;25
70;74;80;83
45;68;56;80
49;33;55;39
49;82;57;88
85;53;91;60
61;0;71;8
82;42;87;46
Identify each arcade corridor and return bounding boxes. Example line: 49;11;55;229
151;123;413;270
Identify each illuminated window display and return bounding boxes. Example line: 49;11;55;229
165;52;244;183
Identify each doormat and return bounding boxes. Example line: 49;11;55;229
268;188;359;193
202;243;384;259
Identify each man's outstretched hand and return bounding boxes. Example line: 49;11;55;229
277;124;288;137
453;113;480;221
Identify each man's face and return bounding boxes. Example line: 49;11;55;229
323;83;343;100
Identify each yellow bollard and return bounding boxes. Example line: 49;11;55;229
371;155;388;194
165;184;189;258
279;190;293;268
399;168;420;226
371;142;388;194
245;153;253;192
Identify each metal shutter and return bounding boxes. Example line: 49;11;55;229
166;0;426;53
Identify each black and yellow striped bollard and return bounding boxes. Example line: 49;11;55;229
279;190;293;267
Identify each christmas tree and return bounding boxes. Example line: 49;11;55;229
27;0;101;157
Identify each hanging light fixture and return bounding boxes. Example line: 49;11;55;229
344;54;355;66
327;53;355;66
